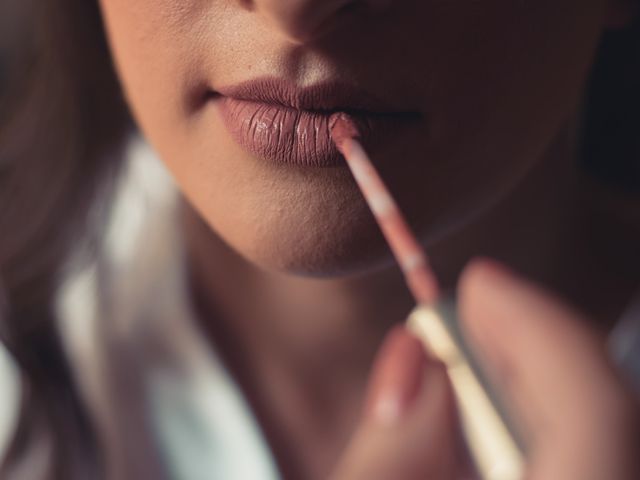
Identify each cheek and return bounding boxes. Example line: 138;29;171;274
391;0;607;236
98;0;210;148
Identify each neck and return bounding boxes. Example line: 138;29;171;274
183;207;414;478
428;119;638;327
183;208;414;366
431;118;583;291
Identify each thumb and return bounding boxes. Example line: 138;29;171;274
458;259;639;480
331;326;464;480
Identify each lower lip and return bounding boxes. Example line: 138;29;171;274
215;97;417;167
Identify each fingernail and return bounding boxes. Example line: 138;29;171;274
367;326;427;426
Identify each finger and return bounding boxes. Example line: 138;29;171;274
331;326;464;480
458;258;639;479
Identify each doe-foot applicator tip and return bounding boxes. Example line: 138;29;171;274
329;113;360;153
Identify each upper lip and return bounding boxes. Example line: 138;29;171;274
213;77;411;115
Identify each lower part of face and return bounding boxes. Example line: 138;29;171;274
99;0;608;276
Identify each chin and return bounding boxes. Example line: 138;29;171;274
229;199;395;278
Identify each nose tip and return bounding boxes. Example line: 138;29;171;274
251;0;388;44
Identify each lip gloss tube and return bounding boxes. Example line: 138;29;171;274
330;113;525;480
407;300;525;480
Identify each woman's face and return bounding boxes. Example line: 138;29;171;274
98;0;625;275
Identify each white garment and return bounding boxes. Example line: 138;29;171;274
55;138;281;480
0;343;19;464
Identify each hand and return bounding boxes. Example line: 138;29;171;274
330;259;639;480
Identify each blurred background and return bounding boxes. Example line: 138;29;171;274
0;0;30;460
0;0;30;93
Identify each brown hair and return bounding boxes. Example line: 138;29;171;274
0;2;638;479
0;1;130;478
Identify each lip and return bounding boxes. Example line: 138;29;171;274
211;78;420;167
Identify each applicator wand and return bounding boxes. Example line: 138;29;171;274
329;113;525;480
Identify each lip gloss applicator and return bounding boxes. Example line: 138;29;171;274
329;113;525;480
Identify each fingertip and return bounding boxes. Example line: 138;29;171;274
458;257;558;334
460;257;591;338
366;325;428;424
459;257;516;299
377;325;425;366
458;257;515;335
457;258;620;446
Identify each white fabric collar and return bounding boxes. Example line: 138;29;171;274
57;137;281;480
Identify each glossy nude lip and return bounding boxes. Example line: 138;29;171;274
211;79;420;167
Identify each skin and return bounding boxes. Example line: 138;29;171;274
97;1;640;478
334;261;640;479
100;0;616;274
